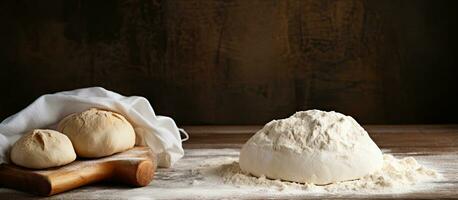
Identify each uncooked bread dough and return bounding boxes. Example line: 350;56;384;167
239;110;383;184
10;129;76;169
58;108;136;158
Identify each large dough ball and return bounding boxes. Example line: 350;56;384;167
239;110;383;185
10;129;76;169
58;108;136;158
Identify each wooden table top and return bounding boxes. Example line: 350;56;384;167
182;124;458;149
0;125;457;199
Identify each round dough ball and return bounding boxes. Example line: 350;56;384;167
58;108;135;158
10;129;76;169
239;110;383;185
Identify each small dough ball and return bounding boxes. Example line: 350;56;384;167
58;108;135;158
10;129;76;169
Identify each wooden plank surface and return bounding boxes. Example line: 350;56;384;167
182;125;458;149
0;125;457;199
1;0;458;125
0;147;156;196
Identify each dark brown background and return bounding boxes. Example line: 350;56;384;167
0;0;457;125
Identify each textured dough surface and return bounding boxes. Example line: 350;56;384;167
58;108;136;158
10;129;76;169
239;110;383;184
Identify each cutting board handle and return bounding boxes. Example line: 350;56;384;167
0;147;157;196
113;159;156;187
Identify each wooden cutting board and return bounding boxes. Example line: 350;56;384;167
0;147;156;196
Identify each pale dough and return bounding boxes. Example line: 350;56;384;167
239;110;383;184
58;108;135;158
10;129;76;169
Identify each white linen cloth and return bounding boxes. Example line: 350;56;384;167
0;87;186;168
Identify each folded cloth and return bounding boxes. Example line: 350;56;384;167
0;87;186;168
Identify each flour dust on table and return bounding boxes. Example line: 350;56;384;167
0;148;448;199
217;154;439;193
220;110;440;194
183;149;438;197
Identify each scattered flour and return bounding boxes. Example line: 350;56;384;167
1;148;446;200
218;154;439;193
218;110;441;194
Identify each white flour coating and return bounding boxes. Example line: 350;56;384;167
239;110;383;184
220;154;439;193
255;110;366;153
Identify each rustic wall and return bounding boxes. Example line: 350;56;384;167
0;0;457;125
